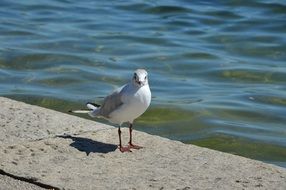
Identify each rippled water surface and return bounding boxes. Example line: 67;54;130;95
1;0;286;167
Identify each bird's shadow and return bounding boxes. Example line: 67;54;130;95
57;134;117;155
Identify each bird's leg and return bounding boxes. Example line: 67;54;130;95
118;126;131;153
128;123;143;149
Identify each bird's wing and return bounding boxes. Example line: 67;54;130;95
98;84;126;118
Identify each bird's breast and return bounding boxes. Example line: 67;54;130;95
109;85;151;124
122;85;151;111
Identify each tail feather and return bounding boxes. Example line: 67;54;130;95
68;109;91;114
86;102;100;109
69;102;101;117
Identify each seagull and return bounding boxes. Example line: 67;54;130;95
70;69;151;152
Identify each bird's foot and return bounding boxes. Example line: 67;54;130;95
118;146;132;153
128;143;143;150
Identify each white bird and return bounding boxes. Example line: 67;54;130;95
70;69;151;152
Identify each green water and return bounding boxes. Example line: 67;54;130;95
0;0;286;167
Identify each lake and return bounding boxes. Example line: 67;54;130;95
0;0;286;167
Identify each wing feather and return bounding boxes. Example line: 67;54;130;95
98;85;126;118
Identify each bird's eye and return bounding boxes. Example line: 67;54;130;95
144;76;147;80
133;73;137;79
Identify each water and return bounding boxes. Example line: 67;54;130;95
0;0;286;167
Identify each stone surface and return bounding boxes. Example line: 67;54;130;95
0;174;45;190
0;97;286;190
0;97;111;146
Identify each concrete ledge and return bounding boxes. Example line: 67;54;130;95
0;97;285;189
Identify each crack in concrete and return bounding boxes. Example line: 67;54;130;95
0;169;60;190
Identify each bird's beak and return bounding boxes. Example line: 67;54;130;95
136;80;144;87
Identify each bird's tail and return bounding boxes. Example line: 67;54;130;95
69;109;91;114
69;102;101;117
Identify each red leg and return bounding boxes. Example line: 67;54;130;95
128;123;143;149
118;126;131;153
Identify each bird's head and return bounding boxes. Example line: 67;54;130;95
132;69;149;87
